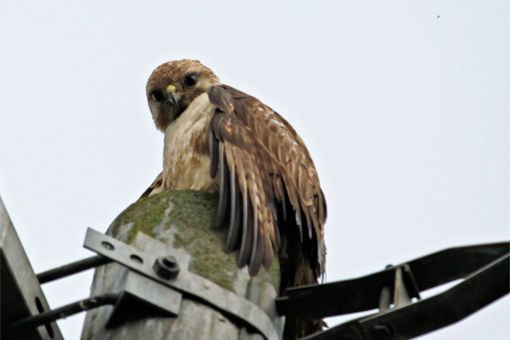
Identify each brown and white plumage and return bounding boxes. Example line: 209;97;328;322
143;60;327;294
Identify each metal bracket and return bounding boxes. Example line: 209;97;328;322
84;228;281;340
378;264;420;312
105;269;184;328
0;197;64;340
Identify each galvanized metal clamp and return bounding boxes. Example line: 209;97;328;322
83;228;283;340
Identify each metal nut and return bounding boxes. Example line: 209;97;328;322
153;255;180;279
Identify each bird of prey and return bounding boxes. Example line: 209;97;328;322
143;59;327;300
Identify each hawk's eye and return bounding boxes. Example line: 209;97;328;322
150;90;164;102
183;73;198;87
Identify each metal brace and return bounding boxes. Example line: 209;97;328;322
378;264;421;311
84;228;282;340
279;242;509;340
1;197;64;340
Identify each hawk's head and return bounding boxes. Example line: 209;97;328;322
146;59;220;131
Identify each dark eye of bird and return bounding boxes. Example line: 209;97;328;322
183;73;198;87
150;90;164;102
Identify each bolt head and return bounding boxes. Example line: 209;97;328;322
153;255;180;279
162;255;177;268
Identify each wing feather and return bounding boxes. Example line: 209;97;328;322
215;143;229;226
208;85;326;278
237;157;253;267
208;120;220;178
227;178;242;250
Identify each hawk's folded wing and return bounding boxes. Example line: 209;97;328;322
207;85;326;277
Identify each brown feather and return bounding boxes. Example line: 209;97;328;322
208;120;220;178
238;161;253;267
224;144;243;251
215;143;229;226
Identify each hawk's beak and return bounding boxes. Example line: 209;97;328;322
166;84;176;94
166;85;178;106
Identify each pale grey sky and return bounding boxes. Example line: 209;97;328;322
1;1;508;339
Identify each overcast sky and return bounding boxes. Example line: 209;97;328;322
1;1;508;339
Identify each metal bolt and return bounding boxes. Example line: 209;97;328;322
162;256;177;267
153;255;180;279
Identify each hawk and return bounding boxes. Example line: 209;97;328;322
143;60;327;335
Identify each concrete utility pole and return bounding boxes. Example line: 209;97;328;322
81;190;284;340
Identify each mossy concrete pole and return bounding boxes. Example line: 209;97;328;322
81;191;282;340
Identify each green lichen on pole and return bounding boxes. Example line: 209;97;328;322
108;190;280;294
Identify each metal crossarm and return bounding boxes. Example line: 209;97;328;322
303;254;509;340
275;242;509;340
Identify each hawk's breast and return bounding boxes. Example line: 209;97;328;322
162;93;219;192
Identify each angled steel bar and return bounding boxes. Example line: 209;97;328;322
6;294;119;336
404;242;509;291
37;255;111;284
277;265;397;320
276;241;509;320
303;253;509;340
0;197;64;340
